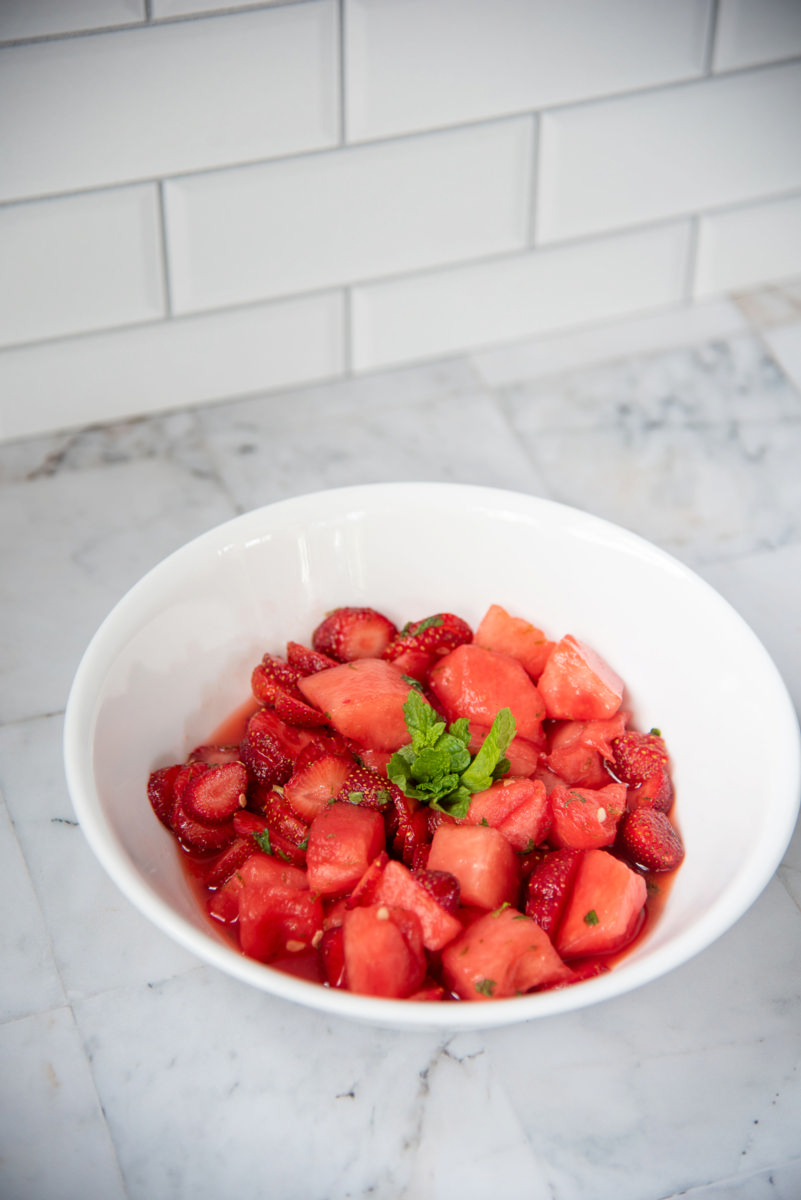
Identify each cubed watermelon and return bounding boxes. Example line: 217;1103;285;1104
342;904;426;998
373;858;463;951
238;882;324;963
538;635;624;721
427;823;520;910
549;781;626;850
297;658;413;751
473;603;555;680
306;802;386;896
460;777;551;852
429;643;547;748
555;848;647;959
441;905;574;1000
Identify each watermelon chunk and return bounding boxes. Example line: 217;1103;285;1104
460;777;551;852
549;781;626;850
429;643;547;748
305;802;386;896
373;858;463;951
546;712;629;788
342;904;426;998
238;882;323;963
538;635;624;721
441;905;574;1000
555;848;647;959
297;658;413;751
427;823;520;911
473;603;555;680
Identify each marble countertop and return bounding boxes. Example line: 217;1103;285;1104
2;283;801;1200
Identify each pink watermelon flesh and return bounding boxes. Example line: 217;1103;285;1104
555;848;647;959
429;643;546;747
538;635;624;721
298;658;414;751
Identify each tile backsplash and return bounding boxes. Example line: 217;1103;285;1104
1;0;800;441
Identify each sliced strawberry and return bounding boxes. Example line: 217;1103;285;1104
256;787;311;848
610;730;670;787
198;837;257;889
188;743;242;766
384;612;473;662
273;687;330;728
524;847;582;935
346;850;390;908
618;809;685;872
336;764;402;810
147;763;182;829
172;801;237;852
233;811;308;869
251;653;305;706
312;606;398;662
284;752;354;822
627;763;674;814
388;793;430;867
239;727;293;787
182;760;249;824
286;641;339;675
411;868;461;916
319;925;347;988
207;870;247;924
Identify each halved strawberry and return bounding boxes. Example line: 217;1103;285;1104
627;763;674;814
256;787;311;848
610;730;670;787
239;727;293;787
284;752;354;822
411;868;461;916
286;641;339;675
172;801;237;852
182;760;249;825
233;810;307;869
524;847;582;935
273;687;330;728
251;653;305;706
312;606;398;662
336;764;402;810
384;612;473;662
618;809;685;872
147;763;182;829
188;743;242;766
387;793;430;867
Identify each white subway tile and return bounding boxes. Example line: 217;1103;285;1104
0;294;344;442
351;222;691;372
0;2;338;204
713;0;801;71
537;63;801;244
695;194;801;297
0;185;165;348
165;118;533;313
0;0;144;41
345;0;711;142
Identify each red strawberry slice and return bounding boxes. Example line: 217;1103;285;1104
524;847;582;935
384;612;473;661
239;727;293;787
188;743;242;766
346;850;390;908
411;868;461;916
233;810;308;869
182;761;249;824
319;925;347;988
627;763;674;814
336;764;402;810
172;801;237;852
256;787;311;848
618;809;685;872
147;763;182;829
286;641;339;675
284;752;354;822
247;706;346;761
388;794;430;867
610;730;669;786
197;836;257;889
251;653;305;705
312;606;398;662
273;687;330;728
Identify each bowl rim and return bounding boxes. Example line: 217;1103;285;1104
63;482;801;1029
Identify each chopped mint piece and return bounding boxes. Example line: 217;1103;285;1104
583;909;600;926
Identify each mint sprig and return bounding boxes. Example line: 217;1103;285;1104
387;690;516;819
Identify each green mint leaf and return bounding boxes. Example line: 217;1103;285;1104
474;978;496;997
253;829;272;855
583;909;600;926
460;708;516;793
406;615;443;636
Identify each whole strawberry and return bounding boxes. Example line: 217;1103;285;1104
610;730;669;787
618;809;684;872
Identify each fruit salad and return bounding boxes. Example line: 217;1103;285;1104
147;603;684;1002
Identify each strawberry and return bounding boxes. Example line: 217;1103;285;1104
233;809;307;869
412;868;461;915
147;763;182;829
256;786;311;848
239;728;293;787
273;687;330;728
627;763;674;814
196;836;257;889
618;809;685;872
346;850;390;908
251;653;305;706
384;612;473;662
286;641;339;675
172;801;237;852
312;606;398;662
610;730;669;787
181;760;249;825
336;764;402;810
188;743;242;766
284;752;354;822
388;794;430;867
319;925;347;988
524;848;582;935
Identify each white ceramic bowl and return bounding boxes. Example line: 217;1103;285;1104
64;483;801;1030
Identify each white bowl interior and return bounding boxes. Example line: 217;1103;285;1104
64;484;801;1029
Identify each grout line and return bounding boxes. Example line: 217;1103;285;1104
526;114;539;249
683;215;701;304
337;0;347;146
702;0;721;76
156;180;174;317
